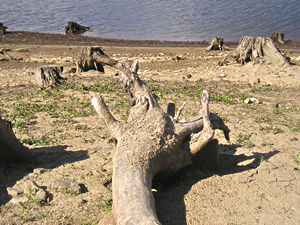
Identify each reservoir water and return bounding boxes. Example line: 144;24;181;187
1;0;300;41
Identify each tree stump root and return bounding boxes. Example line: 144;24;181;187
91;51;230;224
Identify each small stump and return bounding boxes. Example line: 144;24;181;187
271;32;285;44
235;36;290;66
34;65;65;88
76;46;105;73
65;21;90;35
0;23;7;35
206;37;228;51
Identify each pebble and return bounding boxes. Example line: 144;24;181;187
10;196;28;204
52;178;81;194
7;187;22;197
35;189;47;203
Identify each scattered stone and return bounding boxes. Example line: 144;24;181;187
7;187;22;197
244;97;260;104
23;181;39;195
52;178;81;194
173;55;183;61
10;196;28;204
35;189;47;203
244;98;251;104
268;103;279;108
33;168;48;175
186;74;192;79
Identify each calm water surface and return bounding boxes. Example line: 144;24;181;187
1;0;300;41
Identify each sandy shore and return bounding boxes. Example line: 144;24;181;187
0;31;300;225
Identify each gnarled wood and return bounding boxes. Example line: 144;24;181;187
92;52;230;224
235;36;291;66
0;116;33;163
76;47;105;73
271;32;285;44
65;21;90;35
206;37;228;51
34;65;65;88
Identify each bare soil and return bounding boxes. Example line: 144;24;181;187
0;32;300;225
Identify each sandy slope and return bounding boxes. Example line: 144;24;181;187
0;33;300;225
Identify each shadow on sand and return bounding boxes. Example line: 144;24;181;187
0;145;88;205
154;142;279;225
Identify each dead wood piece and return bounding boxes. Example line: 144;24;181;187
92;52;230;224
271;32;285;44
235;36;291;66
65;21;90;35
0;116;33;163
206;37;229;51
0;48;12;61
0;22;7;35
76;46;105;73
34;65;65;88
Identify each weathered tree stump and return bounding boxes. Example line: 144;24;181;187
34;65;65;88
0;116;33;163
206;37;228;51
90;52;230;224
271;32;285;44
76;47;105;73
235;36;291;66
0;23;7;35
65;21;90;35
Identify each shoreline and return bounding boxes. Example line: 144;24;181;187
1;31;300;48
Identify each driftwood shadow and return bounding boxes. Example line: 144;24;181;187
153;144;279;225
0;145;88;205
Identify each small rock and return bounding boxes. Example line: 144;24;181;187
186;74;192;79
33;168;47;175
23;181;39;195
35;189;47;203
244;98;251;104
7;187;22;197
268;103;279;108
10;196;28;204
52;178;81;194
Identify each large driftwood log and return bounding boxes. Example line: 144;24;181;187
271;32;285;44
235;36;291;66
91;52;230;224
65;21;90;35
34;65;65;88
206;37;228;51
76;47;105;73
0;116;33;163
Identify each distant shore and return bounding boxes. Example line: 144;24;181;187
1;31;300;49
